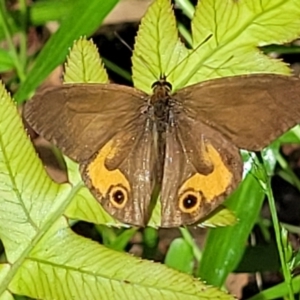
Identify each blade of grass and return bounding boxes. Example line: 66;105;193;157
174;0;195;19
102;57;132;82
247;275;300;300
29;0;74;25
0;2;26;81
14;0;119;103
18;0;28;71
177;22;192;47
264;177;295;299
198;164;265;286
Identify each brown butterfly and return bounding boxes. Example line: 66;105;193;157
24;74;300;227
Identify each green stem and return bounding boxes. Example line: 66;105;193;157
0;2;26;82
265;177;294;300
174;0;195;19
179;227;202;262
102;57;132;82
177;22;192;47
18;0;28;71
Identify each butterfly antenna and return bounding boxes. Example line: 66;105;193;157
166;33;213;77
114;31;158;81
114;31;133;52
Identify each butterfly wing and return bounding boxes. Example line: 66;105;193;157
81;117;157;226
25;84;148;161
160;109;242;227
177;74;300;151
24;84;156;226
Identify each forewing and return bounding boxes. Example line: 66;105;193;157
177;74;300;151
24;83;147;162
161;111;242;227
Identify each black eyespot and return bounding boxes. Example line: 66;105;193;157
179;190;201;213
113;190;125;204
183;194;198;209
109;185;128;208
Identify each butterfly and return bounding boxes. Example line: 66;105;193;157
24;74;300;227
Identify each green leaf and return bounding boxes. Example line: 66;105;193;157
247;275;300;300
132;0;300;93
96;226;138;251
200;207;237;228
278;125;300;143
261;144;279;177
14;0;119;103
0;264;13;300
132;0;188;93
0;83;72;264
198;167;265;286
64;38;109;83
165;238;194;274
29;0;75;25
182;0;300;88
0;49;14;72
9;217;229;299
0;290;13;300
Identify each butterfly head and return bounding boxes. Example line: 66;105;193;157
151;75;172;98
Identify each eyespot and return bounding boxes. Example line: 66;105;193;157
108;185;128;209
178;190;202;213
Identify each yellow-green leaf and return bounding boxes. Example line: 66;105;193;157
64;38;109;83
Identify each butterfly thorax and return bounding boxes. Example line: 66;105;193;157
150;79;174;184
151;79;173;127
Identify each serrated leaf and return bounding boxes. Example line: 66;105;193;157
132;0;188;93
64;38;109;83
0;83;72;263
133;0;300;93
199;207;237;228
176;0;300;88
9;217;234;300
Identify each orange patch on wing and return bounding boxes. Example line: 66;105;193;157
87;139;130;195
179;144;232;201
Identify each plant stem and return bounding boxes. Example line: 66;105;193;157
265;177;294;300
18;0;28;72
175;0;195;19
